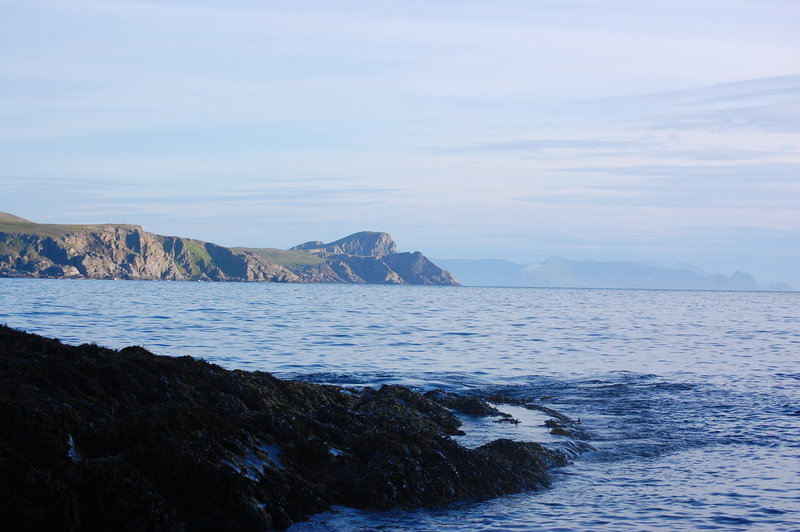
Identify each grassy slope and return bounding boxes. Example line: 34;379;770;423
233;247;323;267
0;213;135;240
0;213;321;271
181;239;213;275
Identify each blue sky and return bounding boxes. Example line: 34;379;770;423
1;0;799;286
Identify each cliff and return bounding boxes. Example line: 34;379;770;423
0;326;582;530
292;232;459;286
292;231;397;257
0;213;458;285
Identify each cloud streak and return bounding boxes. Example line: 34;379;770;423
1;1;799;285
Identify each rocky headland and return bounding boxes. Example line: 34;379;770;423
0;325;586;531
0;213;458;285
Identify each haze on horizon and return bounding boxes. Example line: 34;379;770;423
1;0;798;286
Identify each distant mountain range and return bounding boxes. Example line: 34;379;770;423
4;211;790;291
434;257;794;291
0;213;458;285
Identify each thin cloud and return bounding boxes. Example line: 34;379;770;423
584;74;800;107
559;162;800;183
452;139;648;153
92;187;401;203
2;2;799;286
651;103;800;133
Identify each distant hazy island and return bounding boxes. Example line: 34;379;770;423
435;257;794;292
0;213;458;285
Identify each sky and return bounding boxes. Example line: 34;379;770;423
1;0;799;286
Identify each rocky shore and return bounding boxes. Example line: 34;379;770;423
0;326;582;531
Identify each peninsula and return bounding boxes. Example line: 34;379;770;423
0;213;458;285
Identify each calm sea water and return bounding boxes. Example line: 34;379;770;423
2;279;799;530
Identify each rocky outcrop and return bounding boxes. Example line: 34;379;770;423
0;227;312;283
292;232;459;286
292;231;397;257
383;252;461;285
325;254;405;284
0;214;459;285
0;326;577;531
0;213;314;283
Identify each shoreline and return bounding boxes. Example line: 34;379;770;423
0;325;585;531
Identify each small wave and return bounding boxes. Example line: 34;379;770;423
712;515;754;526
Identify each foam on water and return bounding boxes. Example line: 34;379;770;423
2;279;799;530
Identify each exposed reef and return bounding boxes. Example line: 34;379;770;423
0;326;581;531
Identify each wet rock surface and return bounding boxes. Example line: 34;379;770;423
0;326;575;531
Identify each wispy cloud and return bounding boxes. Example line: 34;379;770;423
2;1;799;285
559;162;800;183
582;75;800;133
454;139;648;153
448;139;789;161
651;103;800;133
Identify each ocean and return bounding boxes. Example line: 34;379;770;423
2;278;798;530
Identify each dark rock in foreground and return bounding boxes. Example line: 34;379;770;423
0;326;570;531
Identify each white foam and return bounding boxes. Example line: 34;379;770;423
67;434;80;462
222;440;286;481
452;403;557;448
328;446;346;457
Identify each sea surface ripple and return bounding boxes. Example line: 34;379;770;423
2;279;798;530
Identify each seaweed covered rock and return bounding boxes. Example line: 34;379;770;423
424;389;504;417
0;326;570;531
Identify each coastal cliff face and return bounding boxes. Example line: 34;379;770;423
0;326;580;531
0;224;319;283
292;231;397;257
0;214;458;285
293;232;460;286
